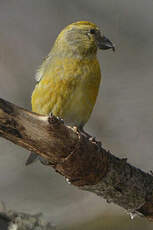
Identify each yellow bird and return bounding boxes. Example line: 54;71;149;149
26;21;114;165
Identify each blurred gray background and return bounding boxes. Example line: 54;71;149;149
0;0;153;229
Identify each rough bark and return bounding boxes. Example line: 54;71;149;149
0;98;153;221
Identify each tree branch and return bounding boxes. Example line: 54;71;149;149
0;98;153;221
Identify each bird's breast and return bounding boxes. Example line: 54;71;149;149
32;57;101;127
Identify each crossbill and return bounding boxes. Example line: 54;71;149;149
26;21;114;165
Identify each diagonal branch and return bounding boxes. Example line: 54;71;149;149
0;98;153;221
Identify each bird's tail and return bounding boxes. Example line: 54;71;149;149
25;152;38;165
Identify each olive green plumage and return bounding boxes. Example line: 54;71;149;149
26;21;114;165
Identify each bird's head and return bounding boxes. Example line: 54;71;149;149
53;21;115;58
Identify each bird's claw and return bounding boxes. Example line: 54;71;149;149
48;113;64;125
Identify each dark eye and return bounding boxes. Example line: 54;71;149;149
90;29;96;34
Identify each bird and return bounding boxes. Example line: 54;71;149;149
26;21;115;165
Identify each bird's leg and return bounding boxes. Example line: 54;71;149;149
48;112;64;125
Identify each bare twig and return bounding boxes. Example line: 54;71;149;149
0;98;153;221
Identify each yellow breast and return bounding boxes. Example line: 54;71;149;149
32;57;101;127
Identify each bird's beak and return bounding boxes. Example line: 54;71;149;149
96;35;115;52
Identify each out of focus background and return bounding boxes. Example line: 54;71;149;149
0;1;153;229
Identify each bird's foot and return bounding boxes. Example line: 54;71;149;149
48;113;64;125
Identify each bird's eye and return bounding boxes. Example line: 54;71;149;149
90;29;96;34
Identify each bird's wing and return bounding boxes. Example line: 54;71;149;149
31;58;81;116
35;54;52;82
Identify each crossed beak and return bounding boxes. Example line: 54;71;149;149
96;34;115;52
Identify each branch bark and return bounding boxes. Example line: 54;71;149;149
0;98;153;221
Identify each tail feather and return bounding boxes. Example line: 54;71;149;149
25;152;38;166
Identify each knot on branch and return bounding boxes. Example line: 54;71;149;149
55;134;109;186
